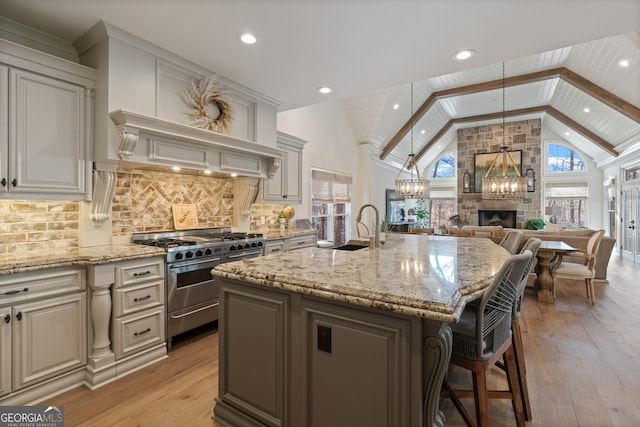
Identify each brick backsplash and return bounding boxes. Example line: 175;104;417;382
112;168;235;235
0;201;79;253
249;203;290;231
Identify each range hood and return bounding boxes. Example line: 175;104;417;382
109;109;283;179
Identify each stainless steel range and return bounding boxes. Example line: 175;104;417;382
132;227;265;349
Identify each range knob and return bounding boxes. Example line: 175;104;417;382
195;249;203;257
174;252;184;260
229;245;236;251
185;251;194;259
257;241;263;247
204;248;212;256
251;242;257;247
244;243;251;249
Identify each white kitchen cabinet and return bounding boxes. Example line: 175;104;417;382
285;233;317;251
0;268;86;400
265;238;285;255
0;39;95;200
112;257;165;360
262;132;306;202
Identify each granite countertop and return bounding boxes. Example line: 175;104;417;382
212;234;510;322
0;245;166;275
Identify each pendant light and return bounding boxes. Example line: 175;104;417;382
481;62;527;199
395;82;428;199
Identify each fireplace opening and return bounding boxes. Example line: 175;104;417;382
478;210;516;228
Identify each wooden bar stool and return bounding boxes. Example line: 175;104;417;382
441;251;532;427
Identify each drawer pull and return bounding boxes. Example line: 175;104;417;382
4;287;29;295
134;327;152;336
4;314;9;324
133;270;152;277
134;295;152;302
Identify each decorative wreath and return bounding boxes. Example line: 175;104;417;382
184;75;234;133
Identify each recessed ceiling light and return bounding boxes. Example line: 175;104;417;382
454;49;476;61
393;104;400;110
583;107;590;113
421;130;426;135
239;33;257;45
619;59;630;67
564;131;570;136
317;86;332;94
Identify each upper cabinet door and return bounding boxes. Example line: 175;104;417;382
8;68;87;194
0;66;7;193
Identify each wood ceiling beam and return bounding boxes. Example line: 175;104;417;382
412;105;618;162
381;67;637;161
379;68;564;160
559;68;640;123
544;106;619;157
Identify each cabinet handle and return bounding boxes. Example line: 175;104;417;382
11;179;16;187
1;178;5;187
134;327;151;336
3;314;9;324
133;271;152;277
16;312;22;321
134;295;152;302
3;287;29;296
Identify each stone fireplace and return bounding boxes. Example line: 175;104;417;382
456;119;542;228
478;209;517;228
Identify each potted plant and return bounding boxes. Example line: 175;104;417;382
415;198;430;228
525;218;546;230
278;211;286;225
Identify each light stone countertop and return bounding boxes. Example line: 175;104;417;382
212;234;511;322
0;245;166;275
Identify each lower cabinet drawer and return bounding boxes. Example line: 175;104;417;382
113;306;165;359
114;280;164;317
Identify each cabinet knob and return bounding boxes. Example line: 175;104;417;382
1;178;5;187
11;179;17;187
16;312;22;321
3;314;9;324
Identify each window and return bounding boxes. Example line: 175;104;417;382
545;181;588;227
430;199;456;229
547;144;586;172
311;170;352;246
429;153;455;178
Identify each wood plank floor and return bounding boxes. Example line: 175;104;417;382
39;254;640;426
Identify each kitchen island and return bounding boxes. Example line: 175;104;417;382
211;234;511;427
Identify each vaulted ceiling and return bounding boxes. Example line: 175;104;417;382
352;32;640;173
1;1;639;173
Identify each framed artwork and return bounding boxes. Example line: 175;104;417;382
473;150;522;193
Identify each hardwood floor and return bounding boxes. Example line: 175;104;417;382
40;254;640;426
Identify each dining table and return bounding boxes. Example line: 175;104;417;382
533;240;576;303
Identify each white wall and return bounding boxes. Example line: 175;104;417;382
277;101;362;224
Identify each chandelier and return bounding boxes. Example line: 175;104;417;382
395;82;428;199
482;63;527;199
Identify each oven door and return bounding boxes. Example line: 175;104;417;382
167;257;220;312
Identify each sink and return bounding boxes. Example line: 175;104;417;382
333;244;368;251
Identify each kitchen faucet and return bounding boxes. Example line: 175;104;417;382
356;204;380;248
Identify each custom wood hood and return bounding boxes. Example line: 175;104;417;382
109;109;283;178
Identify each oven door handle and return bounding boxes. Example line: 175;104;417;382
225;250;263;260
168;259;221;270
169;302;219;319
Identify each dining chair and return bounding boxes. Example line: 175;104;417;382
440;251;532;427
551;229;605;305
449;228;473;237
499;229;524;254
